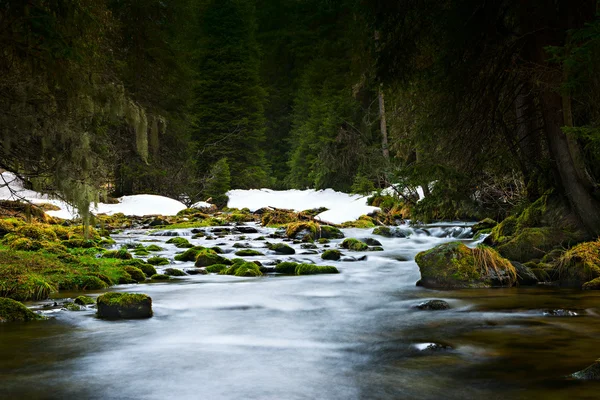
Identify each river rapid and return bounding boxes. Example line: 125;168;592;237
1;223;600;400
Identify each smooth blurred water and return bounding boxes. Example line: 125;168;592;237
1;223;600;400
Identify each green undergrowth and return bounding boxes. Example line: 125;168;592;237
0;244;139;301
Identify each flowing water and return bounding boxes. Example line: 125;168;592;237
1;223;600;400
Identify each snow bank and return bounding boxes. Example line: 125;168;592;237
227;188;379;224
0;171;187;219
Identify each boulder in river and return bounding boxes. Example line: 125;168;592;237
341;238;369;251
571;359;600;380
511;262;539;286
97;293;153;319
415;242;517;289
0;298;44;322
266;242;295;255
416;300;451;311
322;249;342;261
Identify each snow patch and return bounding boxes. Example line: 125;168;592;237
0;171;187;219
227;188;379;224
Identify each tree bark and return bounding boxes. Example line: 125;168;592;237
378;85;389;159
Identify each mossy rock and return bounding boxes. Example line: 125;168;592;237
275;262;299;274
221;262;263;277
10;237;42;251
234;249;264;256
318;238;330;244
136;263;157;278
472;218;497;233
74;296;95;306
150;274;171;281
295;264;339;275
166;237;193;248
205;264;229;274
571;359;600;380
173;246;205;262
147;257;170;266
211;246;225;254
97;292;152;319
266;242;295;255
76;275;109;290
0;298;44;322
145;244;164;252
487;216;518;245
496;227;572;263
98;237;116;246
133;249;150;256
64;302;83;311
341;238;369;251
321;249;342;261
123;266;146;282
194;249;231;267
62;239;97;249
286;222;318;240
554;239;600;287
372;226;392;237
164;268;186;276
582;277;600;290
319;225;344;239
415;242;517;289
369;246;384;252
102;249;133;260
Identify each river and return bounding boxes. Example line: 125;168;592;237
1;224;599;399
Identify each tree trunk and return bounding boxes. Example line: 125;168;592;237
539;90;600;235
378;85;389;159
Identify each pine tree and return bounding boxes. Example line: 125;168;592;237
192;0;269;189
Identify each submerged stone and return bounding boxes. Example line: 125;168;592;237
416;300;451;311
97;293;152;319
571;359;600;380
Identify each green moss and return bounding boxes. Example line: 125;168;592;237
286;222;318;240
62;239;97;248
221;262;263;277
489;216;518;245
341;216;376;229
147;257;170;266
341;238;369;251
319;225;344;239
173;246;205;262
123;266;146;282
96;292;152;319
318;238;330;244
194;249;231;267
472;218;497;233
145;244;164;252
133;249;150;256
555;239;600;287
0;298;43;322
137;263;157;277
9;237;42;251
275;262;299;274
496;227;572;262
205;264;228;273
234;249;264;256
516;195;548;231
98;237;116;246
210;246;224;254
415;242;516;289
295;264;339;275
372;226;392;237
64;302;83;311
266;242;295;254
164;268;186;276
102;249;133;260
74;295;95;305
150;274;171;281
165;237;193;248
321;249;342;261
583;277;600;290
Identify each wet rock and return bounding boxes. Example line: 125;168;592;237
266;242;295;255
233;242;252;249
583;277;600;290
234;226;259;234
416;300;451;311
195;249;231;267
63;302;83;311
511;262;539;286
571;359;600;380
363;238;382;246
413;342;452;352
164;268;186;276
472;218;497;233
341;238;369;251
74;296;95;306
234;249;264;256
97;293;153;319
211;227;232;234
543;309;579;317
259;266;277;274
191;228;204;234
300;250;319;255
322;249;342;261
369;246;384;252
184;268;207;275
150;274;171;281
301;243;318;250
148;217;168;227
415;242;517;289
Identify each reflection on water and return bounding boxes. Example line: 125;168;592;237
1;224;600;399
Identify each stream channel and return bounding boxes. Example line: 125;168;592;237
1;223;600;399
